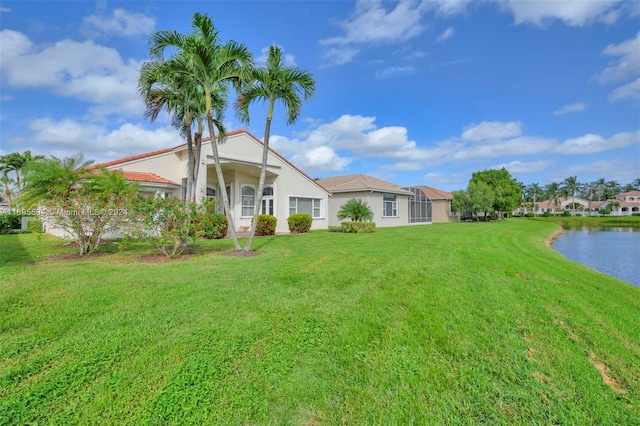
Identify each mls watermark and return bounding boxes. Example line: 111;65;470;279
14;208;129;217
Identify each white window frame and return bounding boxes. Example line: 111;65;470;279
383;193;398;217
261;185;275;216
289;196;323;219
241;184;255;218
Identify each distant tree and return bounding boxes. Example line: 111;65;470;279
337;198;374;222
527;182;540;213
609;200;621;215
545;182;561;212
604;180;621;200
451;190;472;219
468;180;495;221
1;170;14;207
632;178;640;190
561;176;580;215
470;168;520;218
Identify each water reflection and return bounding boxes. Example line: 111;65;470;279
552;226;640;287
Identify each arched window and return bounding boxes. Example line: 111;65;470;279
241;186;255;217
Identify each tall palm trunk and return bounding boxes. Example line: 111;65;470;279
244;100;274;252
206;97;241;251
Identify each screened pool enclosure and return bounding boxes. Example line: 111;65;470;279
405;186;432;224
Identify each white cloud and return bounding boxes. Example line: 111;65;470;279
82;8;155;38
595;32;640;103
0;30;144;117
436;26;455;43
271;114;432;173
558;158;640;185
461;120;522;141
320;0;430;65
257;45;296;67
609;77;640;102
375;65;415;79
500;0;624;27
554;102;586;116
597;32;640;83
556;131;640;155
491;160;554;174
28;118;179;161
0;7;10;12
1;95;13;102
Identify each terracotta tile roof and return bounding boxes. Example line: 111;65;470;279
413;185;453;200
88;129;331;195
119;171;179;186
317;174;412;195
617;190;640;197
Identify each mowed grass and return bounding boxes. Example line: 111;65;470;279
1;220;639;425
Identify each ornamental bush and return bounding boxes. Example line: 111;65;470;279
562;210;572;217
340;222;376;233
0;212;22;233
525;212;534;218
255;214;277;236
542;211;551;217
600;208;611;216
287;213;312;233
128;195;194;258
191;199;227;239
27;219;43;233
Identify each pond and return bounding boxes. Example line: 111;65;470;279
552;226;640;287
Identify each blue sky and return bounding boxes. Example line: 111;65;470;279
1;0;639;191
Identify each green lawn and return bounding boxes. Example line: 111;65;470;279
1;220;639;425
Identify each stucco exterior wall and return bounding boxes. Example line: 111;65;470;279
327;191;410;228
432;199;459;223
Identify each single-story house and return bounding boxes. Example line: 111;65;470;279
411;185;459;223
316;174;458;227
94;129;331;233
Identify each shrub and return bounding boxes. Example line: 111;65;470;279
191;199;227;239
525;212;534;218
340;222;376;233
575;213;582;217
632;212;640;217
562;210;572;217
0;212;22;232
255;214;277;236
542;211;551;217
600;208;611;216
287;214;312;233
128;195;195;258
27;219;43;233
337;199;374;222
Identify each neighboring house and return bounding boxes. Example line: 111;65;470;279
93;129;331;233
411;185;459;223
601;191;640;216
317;174;412;227
317;174;458;227
536;197;591;213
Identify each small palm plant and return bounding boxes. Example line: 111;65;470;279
337;198;374;222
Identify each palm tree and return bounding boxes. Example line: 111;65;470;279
527;183;540;214
1;170;14;207
149;12;254;251
236;45;316;251
561;176;580;215
20;154;94;207
337;198;374;222
632;178;640;190
604;180;621;200
545;182;561;215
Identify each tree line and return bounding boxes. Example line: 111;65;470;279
451;168;640;221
